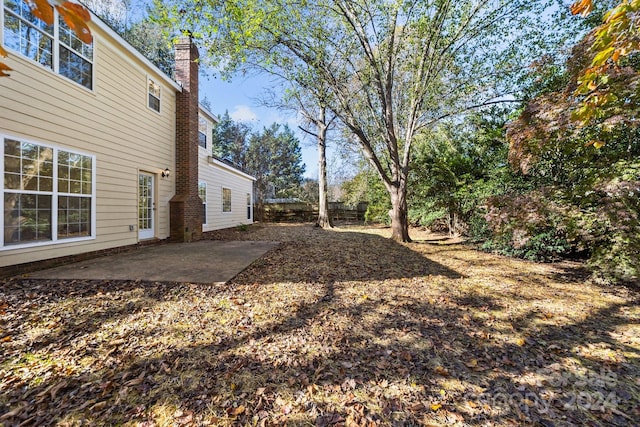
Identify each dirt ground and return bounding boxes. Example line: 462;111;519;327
1;222;638;426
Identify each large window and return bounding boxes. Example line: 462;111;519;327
2;0;94;89
2;137;94;248
198;182;207;224
222;187;231;213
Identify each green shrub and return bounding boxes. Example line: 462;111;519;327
482;172;640;284
364;202;391;225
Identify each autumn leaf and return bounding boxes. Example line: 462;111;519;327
592;47;615;66
28;0;92;43
0;224;637;427
586;140;606;149
227;405;245;416
30;0;54;24
571;0;594;17
124;371;145;386
90;401;108;411
464;358;478;368
434;365;449;376
56;1;93;44
569;0;639;128
0;405;25;420
36;379;68;400
316;413;344;426
2;0;92;78
0;46;11;77
587;79;598;90
612;48;623;62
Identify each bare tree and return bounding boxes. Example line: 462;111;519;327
161;0;559;241
297;102;337;228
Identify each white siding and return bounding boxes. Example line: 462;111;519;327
0;21;177;267
198;147;254;231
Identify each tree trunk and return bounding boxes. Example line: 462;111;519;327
447;209;455;237
388;183;410;242
253;183;265;222
316;121;333;228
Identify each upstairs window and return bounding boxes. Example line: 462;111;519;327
2;0;53;68
148;78;161;112
2;0;93;89
198;116;208;148
58;17;93;89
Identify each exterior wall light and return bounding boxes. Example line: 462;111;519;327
162;168;171;178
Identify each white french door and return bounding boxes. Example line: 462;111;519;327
138;172;155;240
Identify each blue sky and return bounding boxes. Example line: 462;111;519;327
199;72;320;179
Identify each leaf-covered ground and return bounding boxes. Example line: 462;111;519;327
1;223;638;426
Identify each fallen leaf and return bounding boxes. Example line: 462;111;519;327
400;351;412;361
124;371;145;386
434;366;449;376
316;413;344;426
464;358;478;368
227;405;245;416
36;380;68;400
90;401;108;411
0;404;25;420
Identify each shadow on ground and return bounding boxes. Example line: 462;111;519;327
1;224;638;426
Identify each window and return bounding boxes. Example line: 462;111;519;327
198;182;207;224
58;16;93;89
2;0;53;68
222;187;231;213
2;137;94;248
198;116;208;148
247;193;251;220
57;150;92;238
148;78;160;112
2;0;93;89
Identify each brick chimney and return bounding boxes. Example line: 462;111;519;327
170;36;203;242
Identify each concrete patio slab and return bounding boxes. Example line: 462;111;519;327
26;240;279;284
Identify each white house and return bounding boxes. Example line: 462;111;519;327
198;107;254;231
0;2;254;274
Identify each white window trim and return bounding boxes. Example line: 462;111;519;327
198;181;207;225
1;133;97;250
198;115;209;149
1;4;95;91
147;75;161;114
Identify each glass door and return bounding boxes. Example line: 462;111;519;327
138;172;155;239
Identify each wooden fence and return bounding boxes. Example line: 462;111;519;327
262;202;369;222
